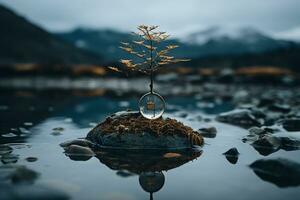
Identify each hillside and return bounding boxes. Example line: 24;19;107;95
0;5;103;65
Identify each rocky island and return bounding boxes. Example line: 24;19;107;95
60;110;204;159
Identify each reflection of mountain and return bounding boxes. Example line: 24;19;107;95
0;5;102;64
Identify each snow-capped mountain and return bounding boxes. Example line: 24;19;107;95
56;26;298;62
180;26;295;55
182;26;273;45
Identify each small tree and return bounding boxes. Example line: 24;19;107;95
109;25;190;93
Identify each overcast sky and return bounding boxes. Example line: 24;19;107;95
1;0;300;40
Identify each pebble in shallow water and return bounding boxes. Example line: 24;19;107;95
52;127;64;132
0;145;13;155
251;135;281;156
223;148;239;164
216;109;262;128
60;139;95;148
23;122;33;126
1;133;18;138
199;126;217;138
25;157;38;162
64;145;94;161
1;154;19;164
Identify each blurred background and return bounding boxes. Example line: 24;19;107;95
0;0;299;85
1;2;300;200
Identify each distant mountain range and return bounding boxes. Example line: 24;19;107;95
56;26;298;62
0;4;299;72
0;5;102;65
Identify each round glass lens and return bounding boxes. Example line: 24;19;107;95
139;92;165;119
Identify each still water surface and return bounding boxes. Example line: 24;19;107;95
0;90;300;200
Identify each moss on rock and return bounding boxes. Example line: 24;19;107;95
87;111;203;149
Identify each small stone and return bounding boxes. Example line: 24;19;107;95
280;137;300;151
116;170;135;177
199;126;217;138
0;145;13;155
25;157;38;162
203;118;211;122
1;154;19;164
257;96;275;107
269;104;291;113
19;127;31;134
248;127;268;135
223;148;239;157
251;135;281;156
23;122;33;126
281;118;300;131
64;145;94;161
223;148;239;164
60;139;94;148
64;145;94;156
242;134;259;143
1;133;18;138
52;127;64;132
216;109;261;128
51;131;62;136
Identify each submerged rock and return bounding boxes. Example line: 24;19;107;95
216;109;261;128
250;158;300;187
86;111;204;150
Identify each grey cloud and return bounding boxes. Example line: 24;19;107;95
1;0;300;38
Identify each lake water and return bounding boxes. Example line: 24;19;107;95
1;89;300;200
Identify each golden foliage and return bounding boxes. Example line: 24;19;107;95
108;25;190;75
